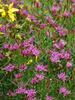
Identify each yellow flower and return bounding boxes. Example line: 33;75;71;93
0;32;4;35
27;59;33;65
8;3;19;21
16;34;22;40
0;5;6;17
0;3;19;21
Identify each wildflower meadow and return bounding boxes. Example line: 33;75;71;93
0;0;75;100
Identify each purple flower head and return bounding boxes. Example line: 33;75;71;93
31;74;44;84
71;0;75;3
63;11;71;17
4;64;15;72
59;87;70;96
31;76;39;84
7;91;16;97
51;5;60;15
21;9;29;16
28;15;37;23
55;26;66;36
22;37;34;48
21;48;31;56
66;62;72;69
3;43;10;49
53;39;67;49
26;89;36;98
14;73;23;79
58;39;67;49
9;43;19;51
40;23;46;29
0;25;6;33
31;47;40;56
35;64;48;72
59;50;65;59
16;87;26;94
46;16;55;25
46;96;53;100
60;50;71;60
19;64;27;71
58;72;67;81
36;74;44;81
50;50;60;63
64;51;71;60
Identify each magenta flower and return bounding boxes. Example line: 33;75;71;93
71;0;75;3
3;43;10;49
0;25;6;33
46;96;53;100
20;9;29;16
36;74;45;80
51;5;60;15
66;62;72;69
19;64;27;71
71;5;75;14
16;87;26;94
35;64;47;72
14;73;23;79
59;87;70;96
9;43;19;51
58;39;67;49
7;91;16;97
31;47;40;56
53;39;67;49
46;16;55;25
63;11;70;17
26;89;36;98
31;76;39;84
58;72;67;81
31;74;44;84
55;26;66;36
40;23;46;29
4;64;15;72
50;51;60;63
59;50;71;60
64;51;71;60
45;31;50;37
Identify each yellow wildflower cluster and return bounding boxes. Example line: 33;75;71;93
0;2;19;21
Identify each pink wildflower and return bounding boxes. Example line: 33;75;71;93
58;72;67;81
31;74;44;84
26;89;36;98
51;5;60;15
3;43;10;49
35;64;48;72
15;87;26;94
4;64;15;72
31;47;40;56
19;64;27;71
9;43;19;51
71;0;75;3
50;51;60;63
40;23;46;29
14;73;23;79
66;62;72;69
7;91;16;97
59;87;70;96
46;96;53;100
63;11;70;17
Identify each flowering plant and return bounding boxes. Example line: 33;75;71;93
0;0;75;100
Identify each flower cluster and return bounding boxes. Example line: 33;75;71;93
0;0;75;100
